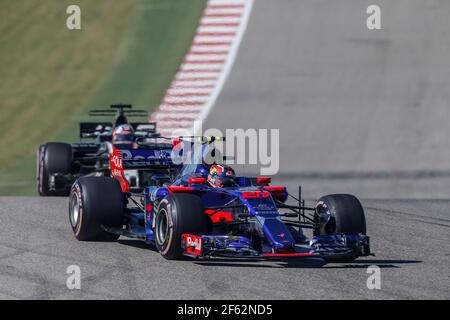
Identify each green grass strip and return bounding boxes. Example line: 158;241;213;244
0;0;206;195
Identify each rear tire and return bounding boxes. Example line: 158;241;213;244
37;142;72;196
154;193;209;260
69;176;124;241
315;194;366;263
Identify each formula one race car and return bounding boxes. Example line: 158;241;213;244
69;137;371;262
37;104;172;196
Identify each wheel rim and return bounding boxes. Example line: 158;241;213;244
156;209;169;246
69;193;80;229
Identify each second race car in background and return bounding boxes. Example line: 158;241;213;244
36;104;175;196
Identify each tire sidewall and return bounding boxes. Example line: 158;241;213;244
36;145;47;195
155;197;178;257
69;177;123;241
70;180;85;238
154;193;207;260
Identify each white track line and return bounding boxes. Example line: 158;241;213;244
150;0;254;136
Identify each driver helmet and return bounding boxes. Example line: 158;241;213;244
207;165;236;188
112;124;135;145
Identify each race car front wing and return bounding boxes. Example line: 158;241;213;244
181;233;371;260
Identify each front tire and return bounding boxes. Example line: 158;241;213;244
69;176;124;241
154;193;209;260
315;194;366;263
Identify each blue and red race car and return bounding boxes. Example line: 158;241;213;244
69;137;371;262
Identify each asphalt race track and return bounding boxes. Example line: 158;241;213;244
1;1;450;299
204;0;449;298
206;0;450;199
0;196;448;299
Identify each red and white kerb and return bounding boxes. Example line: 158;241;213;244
150;0;254;137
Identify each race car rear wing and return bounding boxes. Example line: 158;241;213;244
79;122;112;139
79;122;157;139
120;148;174;169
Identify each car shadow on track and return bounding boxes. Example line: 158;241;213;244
117;239;151;249
194;258;422;269
320;259;422;269
194;258;325;269
116;240;421;269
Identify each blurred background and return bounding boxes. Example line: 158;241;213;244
205;0;450;198
0;0;206;195
2;0;450;199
